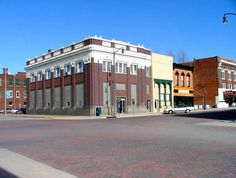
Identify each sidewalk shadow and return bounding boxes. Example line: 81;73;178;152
175;109;236;121
0;168;19;178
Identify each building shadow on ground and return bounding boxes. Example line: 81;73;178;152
0;168;19;178
175;109;236;121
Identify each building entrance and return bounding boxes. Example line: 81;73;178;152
117;97;126;114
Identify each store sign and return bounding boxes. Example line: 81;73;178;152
178;90;189;94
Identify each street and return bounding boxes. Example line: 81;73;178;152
0;109;235;178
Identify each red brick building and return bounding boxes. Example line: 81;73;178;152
187;56;236;108
25;36;152;116
0;68;27;110
173;63;194;106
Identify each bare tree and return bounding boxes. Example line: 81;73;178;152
167;49;176;62
177;49;188;63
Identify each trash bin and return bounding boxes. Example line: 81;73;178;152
96;107;102;116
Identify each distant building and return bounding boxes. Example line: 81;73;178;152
187;56;236;108
25;36;152;116
152;53;173;111
173;63;194;106
0;68;27;110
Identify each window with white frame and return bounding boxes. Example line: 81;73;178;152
54;67;61;78
16;91;20;98
227;83;231;89
181;73;185;86
30;74;35;82
37;72;42;81
65;64;71;75
45;70;51;80
222;83;226;88
130;64;138;75
186;74;190;87
23;90;27;98
76;61;84;73
146;67;150;77
221;70;225;79
102;60;112;72
116;62;127;74
234;72;236;81
234;84;236;89
160;93;164;101
227;71;231;81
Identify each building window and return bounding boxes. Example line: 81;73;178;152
54;67;61;78
186;74;190;87
102;60;112;72
15;79;20;86
160;93;164;101
146;67;150;77
234;84;236;89
234;72;236;81
181;73;185;87
8;78;13;86
222;83;226;88
166;94;170;101
30;74;35;82
65;64;71;75
130;64;138;75
0;91;2;98
228;71;231;81
9;102;13;106
16;91;20;98
116;62;127;74
0;78;2;86
37;72;42;81
221;70;225;79
175;72;179;86
45;70;51;80
76;61;84;73
24;79;27;87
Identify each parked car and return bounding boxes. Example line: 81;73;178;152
163;104;195;114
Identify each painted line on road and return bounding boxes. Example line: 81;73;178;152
0;148;79;178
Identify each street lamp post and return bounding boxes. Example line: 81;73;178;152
223;13;236;24
112;47;124;117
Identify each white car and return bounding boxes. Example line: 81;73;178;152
163;105;195;114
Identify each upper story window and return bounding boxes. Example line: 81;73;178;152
30;74;35;82
234;72;236;81
65;64;71;75
227;70;231;81
221;70;225;79
175;72;179;86
102;60;112;72
186;73;190;87
24;79;27;87
222;83;226;88
116;62;127;74
181;73;185;87
45;70;51;80
146;67;151;77
76;61;84;73
0;78;2;86
130;64;138;75
54;67;61;78
8;78;13;86
15;79;20;86
37;72;42;81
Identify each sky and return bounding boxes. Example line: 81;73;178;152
0;0;235;74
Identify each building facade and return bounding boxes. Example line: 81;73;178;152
25;36;152;116
0;68;27;110
152;53;173;112
173;63;194;106
188;56;236;108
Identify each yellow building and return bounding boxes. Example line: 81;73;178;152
152;53;173;112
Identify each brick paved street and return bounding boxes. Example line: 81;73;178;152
0;110;236;178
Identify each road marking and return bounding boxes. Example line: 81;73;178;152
0;148;79;178
195;121;236;127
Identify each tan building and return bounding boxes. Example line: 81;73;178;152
152;53;173;112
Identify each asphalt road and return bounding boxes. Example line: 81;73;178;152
0;109;235;178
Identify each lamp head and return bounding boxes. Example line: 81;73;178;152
223;14;228;24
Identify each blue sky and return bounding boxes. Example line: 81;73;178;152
0;0;235;73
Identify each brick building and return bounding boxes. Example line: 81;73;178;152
187;56;236;108
173;63;194;106
25;36;152;116
0;68;27;110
